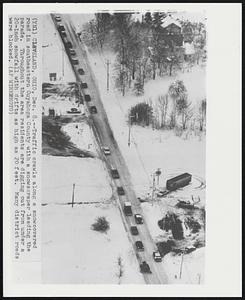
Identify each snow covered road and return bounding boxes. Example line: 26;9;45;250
54;14;169;284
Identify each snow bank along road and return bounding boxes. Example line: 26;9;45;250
51;14;168;284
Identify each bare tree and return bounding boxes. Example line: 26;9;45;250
181;102;193;130
91;217;110;233
116;256;124;284
176;95;193;130
94;13;112;49
157;94;169;128
168;80;187;128
198;99;206;131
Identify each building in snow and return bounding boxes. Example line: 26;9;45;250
42;95;85;117
161;15;182;34
161;15;183;47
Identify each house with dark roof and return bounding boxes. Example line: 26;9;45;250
160;15;183;47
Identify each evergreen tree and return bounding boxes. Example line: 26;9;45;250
133;77;144;95
144;12;152;26
94;13;113;48
152;12;166;28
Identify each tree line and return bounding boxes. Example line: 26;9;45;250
129;80;206;134
81;12;206;96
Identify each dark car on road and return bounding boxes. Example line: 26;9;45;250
58;24;65;32
135;241;144;251
156;190;169;198
66;41;73;49
153;251;162;262
117;187;125;196
135;214;143;224
140;261;152;274
111;168;119;179
69;49;76;56
61;31;67;37
124;202;132;216
58;25;66;37
63;39;72;49
84;94;91;102
102;146;110;155
130;226;139;236
78;68;85;75
55;15;61;22
90;106;97;114
81;82;88;89
71;58;79;65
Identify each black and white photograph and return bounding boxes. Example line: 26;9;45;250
3;3;241;297
41;11;206;284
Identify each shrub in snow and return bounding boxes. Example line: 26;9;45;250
133;78;144;96
156;239;175;256
116;256;124;284
42;118;71;150
184;216;201;233
91;216;110;233
193;238;205;248
171;217;184;240
129;102;153;126
200;207;206;231
168;80;188;129
158;212;184;240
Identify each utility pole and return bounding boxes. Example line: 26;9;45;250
71;183;75;208
155;168;161;186
179;251;184;279
106;59;110;91
151;173;155;206
128;115;134;147
128;122;131;147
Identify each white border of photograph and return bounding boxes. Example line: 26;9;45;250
3;3;241;297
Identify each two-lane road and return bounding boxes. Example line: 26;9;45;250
52;14;168;284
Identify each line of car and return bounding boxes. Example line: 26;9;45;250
54;14;98;116
109;154;162;271
53;13;162;274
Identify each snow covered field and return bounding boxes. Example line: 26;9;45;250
42;156;144;284
42;156;112;205
164;247;204;284
63;121;97;155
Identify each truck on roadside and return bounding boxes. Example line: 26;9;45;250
124;202;132;216
166;173;192;191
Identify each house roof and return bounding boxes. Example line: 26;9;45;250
161;16;181;29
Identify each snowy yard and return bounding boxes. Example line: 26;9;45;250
62;121;97;155
42;155;144;284
42;203;144;284
164;247;204;284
